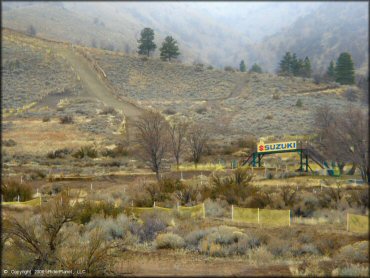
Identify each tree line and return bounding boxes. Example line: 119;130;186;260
277;51;355;85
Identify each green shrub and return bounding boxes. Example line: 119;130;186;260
2;179;33;202
156;233;185;249
296;99;303;107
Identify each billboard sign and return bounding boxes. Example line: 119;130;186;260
257;141;297;153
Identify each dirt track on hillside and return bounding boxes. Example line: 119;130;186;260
54;44;144;121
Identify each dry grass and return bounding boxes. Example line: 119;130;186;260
2;118;104;156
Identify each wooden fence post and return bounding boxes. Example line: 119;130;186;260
202;203;206;219
289;210;291;227
258;208;260;224
347;213;349;232
231;205;234;221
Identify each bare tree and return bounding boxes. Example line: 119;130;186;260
187;123;209;167
279;186;298;207
133;111;169;180
315;105;368;181
168;118;189;169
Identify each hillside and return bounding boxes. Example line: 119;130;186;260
88;44;366;138
257;2;369;74
3;28;367;143
2;2;368;72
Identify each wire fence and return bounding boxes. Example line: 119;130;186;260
2;197;42;207
2;197;368;234
232;206;290;226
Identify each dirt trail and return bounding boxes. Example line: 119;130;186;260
54;45;144;121
203;75;249;104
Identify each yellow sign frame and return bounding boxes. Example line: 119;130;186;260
257;140;297;153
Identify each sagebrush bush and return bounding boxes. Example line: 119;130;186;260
46;148;72;159
267;238;291;257
195;107;207;114
156;233;185;249
335;264;369;277
3;139;17;147
75;201;121;224
139;211;168;242
72;146;98;159
204;198;229;218
99;106;117;115
185;229;210;248
42;116;50;122
291;243;320;257
248;246;274;263
2;179;33;202
59;115;73;124
86;214;130;241
188;225;254;257
163;108;177;115
335;241;368;263
296;98;303;107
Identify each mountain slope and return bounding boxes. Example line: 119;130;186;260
256;2;368;74
2;1;368;73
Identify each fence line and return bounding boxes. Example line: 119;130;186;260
2;197;367;234
2;196;42;207
232;206;290;226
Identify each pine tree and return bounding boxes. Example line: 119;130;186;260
159;36;180;61
138;28;156;57
249;63;263;73
291;53;300;76
239;60;246;72
335;53;355;85
303;57;312;78
279;52;292;76
327;60;336;81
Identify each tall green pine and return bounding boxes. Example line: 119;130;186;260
303;57;312;78
279;52;292;75
138;28;156;57
239;60;246;72
159;36;180;61
335;52;355;85
326;60;336;81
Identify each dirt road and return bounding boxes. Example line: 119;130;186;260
55;45;144;121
